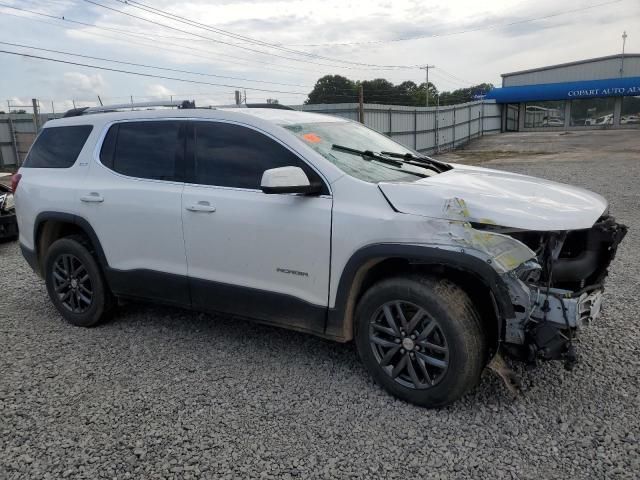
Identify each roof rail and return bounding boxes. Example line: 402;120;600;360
63;100;196;118
245;103;294;110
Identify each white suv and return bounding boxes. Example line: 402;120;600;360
14;103;626;407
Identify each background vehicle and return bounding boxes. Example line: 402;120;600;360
13;102;626;407
0;173;18;241
542;117;564;127
586;114;614;126
620;114;640;124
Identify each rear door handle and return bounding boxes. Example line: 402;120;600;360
80;192;104;203
186;201;216;213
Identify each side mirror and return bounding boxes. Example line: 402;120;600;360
260;166;322;195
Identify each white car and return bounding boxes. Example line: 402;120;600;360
13;102;627;407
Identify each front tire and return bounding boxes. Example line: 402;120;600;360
44;236;113;327
355;276;486;408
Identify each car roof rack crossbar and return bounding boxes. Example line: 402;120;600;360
63;100;197;117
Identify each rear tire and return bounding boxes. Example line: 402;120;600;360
44;236;114;327
355;275;486;408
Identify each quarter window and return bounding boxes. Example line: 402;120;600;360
193;122;325;192
23;125;93;168
100;121;184;181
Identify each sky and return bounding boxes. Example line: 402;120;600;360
0;0;637;112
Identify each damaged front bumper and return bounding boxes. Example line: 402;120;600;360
495;216;627;368
504;279;605;366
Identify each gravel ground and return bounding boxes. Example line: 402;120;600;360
1;137;639;479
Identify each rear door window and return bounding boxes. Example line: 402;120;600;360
100;121;185;181
23;125;93;168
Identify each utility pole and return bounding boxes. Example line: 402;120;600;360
358;83;364;123
31;98;40;132
620;31;628;76
420;65;435;107
234;90;241;105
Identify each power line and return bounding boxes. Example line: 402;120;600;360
0;40;313;88
429;70;475;89
81;0;417;71
431;67;475;86
2;4;480;92
109;0;418;70
286;0;625;47
1;9;475;97
0;4;323;76
0;49;308;94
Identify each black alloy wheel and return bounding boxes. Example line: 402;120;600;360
355;276;487;408
44;236;114;327
52;253;94;313
369;300;449;389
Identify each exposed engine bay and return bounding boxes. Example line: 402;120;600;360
484;216;628;369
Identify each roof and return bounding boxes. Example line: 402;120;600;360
45;107;348;128
485;75;640;103
501;53;640;78
229;107;346;125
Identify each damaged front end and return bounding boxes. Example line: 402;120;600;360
377;170;628;370
485;216;628;369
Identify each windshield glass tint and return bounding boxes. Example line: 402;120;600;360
282;121;434;183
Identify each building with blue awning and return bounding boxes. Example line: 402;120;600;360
485;54;640;131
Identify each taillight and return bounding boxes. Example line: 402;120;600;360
10;173;22;193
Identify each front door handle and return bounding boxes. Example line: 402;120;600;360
80;192;104;203
186;201;216;213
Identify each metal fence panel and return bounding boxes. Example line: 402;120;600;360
0;102;501;167
0;123;10;143
296;100;500;154
0;113;59;167
0;145;14;166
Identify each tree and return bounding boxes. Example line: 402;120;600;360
392;81;419;106
305;75;357;104
304;75;491;107
410;82;439;106
360;78;396;104
266;98;279;104
437;83;494;106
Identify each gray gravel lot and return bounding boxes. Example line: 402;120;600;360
1;131;639;479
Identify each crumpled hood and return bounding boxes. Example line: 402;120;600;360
379;163;608;231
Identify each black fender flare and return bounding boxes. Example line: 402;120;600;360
325;243;515;341
33;211;109;270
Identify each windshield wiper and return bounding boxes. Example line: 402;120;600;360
331;144;447;176
331;144;404;167
380;151;451;173
331;144;427;178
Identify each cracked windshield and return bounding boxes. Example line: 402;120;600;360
284;121;437;182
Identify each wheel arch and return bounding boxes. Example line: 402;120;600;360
326;244;515;350
33;212;108;275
